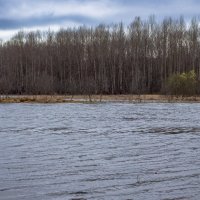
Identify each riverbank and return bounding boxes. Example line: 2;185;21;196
0;94;200;103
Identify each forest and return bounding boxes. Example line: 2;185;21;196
0;16;200;95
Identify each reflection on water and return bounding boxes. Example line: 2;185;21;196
0;103;200;200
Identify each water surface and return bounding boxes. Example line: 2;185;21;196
0;103;200;200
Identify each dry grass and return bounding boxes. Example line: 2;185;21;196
1;94;200;104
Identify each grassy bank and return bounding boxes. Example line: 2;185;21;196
0;94;200;103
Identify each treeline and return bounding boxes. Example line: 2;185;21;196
0;16;200;95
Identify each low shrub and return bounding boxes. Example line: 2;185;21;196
167;70;197;96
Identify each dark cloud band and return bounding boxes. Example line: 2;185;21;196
0;14;96;30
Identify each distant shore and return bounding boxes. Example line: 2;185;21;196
0;95;200;103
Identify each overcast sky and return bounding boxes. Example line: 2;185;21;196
0;0;200;40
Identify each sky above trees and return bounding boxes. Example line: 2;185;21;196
0;0;199;40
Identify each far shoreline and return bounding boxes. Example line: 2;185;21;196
0;94;200;104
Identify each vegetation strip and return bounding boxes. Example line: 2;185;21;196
0;95;200;103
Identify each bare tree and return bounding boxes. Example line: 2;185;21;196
0;16;200;95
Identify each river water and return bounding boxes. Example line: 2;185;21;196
0;103;200;200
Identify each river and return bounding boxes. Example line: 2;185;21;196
0;103;200;200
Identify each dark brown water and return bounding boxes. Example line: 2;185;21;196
0;103;200;200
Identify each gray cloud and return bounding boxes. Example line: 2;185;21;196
1;0;200;29
0;0;118;29
0;14;96;30
0;0;200;40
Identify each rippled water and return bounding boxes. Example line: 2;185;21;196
0;103;200;200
